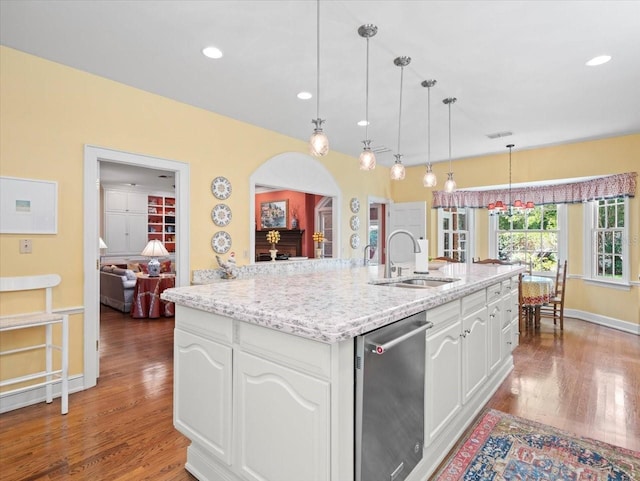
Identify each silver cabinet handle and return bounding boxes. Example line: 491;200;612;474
368;321;434;355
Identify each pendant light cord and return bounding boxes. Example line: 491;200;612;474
427;85;431;164
315;0;320;120
448;101;452;172
397;65;404;154
364;36;370;140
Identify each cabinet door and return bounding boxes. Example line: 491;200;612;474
462;307;488;403
234;351;330;481
104;212;129;254
127;192;148;213
425;320;462;445
128;212;148;253
174;329;232;464
487;299;503;376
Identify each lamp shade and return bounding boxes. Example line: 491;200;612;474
99;237;108;249
141;239;169;257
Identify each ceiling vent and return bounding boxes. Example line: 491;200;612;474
486;131;513;139
372;145;392;154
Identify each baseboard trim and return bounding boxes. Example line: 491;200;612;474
566;309;640;335
0;374;85;414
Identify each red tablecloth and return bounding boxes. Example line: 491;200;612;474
131;274;175;319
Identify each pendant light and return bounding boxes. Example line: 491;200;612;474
442;97;457;192
309;0;329;157
390;56;411;181
422;79;437;187
488;144;535;216
358;24;378;170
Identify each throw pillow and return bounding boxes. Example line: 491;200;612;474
124;269;137;280
127;263;141;272
160;260;172;273
139;262;149;274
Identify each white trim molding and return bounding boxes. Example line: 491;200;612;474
566;309;640;336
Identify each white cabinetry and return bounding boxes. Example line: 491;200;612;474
486;283;504;376
425;301;462;446
174;306;339;481
174;329;232;464
234;351;330;481
103;189;148;255
461;290;488;403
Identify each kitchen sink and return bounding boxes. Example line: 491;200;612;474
372;277;459;289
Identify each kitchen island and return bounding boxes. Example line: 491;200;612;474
162;261;524;481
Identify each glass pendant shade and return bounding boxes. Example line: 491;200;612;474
359;145;376;170
423;164;437;187
390;156;406;180
309;124;329;157
443;172;456;193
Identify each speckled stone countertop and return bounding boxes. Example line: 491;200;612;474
162;261;524;344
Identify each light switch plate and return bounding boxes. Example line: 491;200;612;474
20;239;32;254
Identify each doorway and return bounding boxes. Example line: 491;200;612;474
83;145;190;389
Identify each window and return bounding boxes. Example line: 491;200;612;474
492;204;565;273
438;207;473;262
585;197;629;285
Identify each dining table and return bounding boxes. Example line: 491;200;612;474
520;275;555;329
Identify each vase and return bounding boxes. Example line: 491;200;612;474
315;247;323;259
269;248;278;261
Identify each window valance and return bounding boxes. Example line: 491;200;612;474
432;172;637;209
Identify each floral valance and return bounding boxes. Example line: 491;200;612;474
432;172;637;209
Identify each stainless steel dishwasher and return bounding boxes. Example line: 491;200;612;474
355;311;432;481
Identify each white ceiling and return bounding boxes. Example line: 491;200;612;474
2;0;639;170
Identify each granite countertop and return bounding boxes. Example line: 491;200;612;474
162;262;524;344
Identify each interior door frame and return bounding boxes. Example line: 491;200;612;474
83;145;190;389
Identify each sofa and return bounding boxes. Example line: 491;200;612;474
100;265;137;313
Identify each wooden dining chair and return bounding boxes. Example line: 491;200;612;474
539;260;567;329
517;272;528;331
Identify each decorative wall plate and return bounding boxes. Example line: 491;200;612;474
350;215;360;231
211;176;232;200
211;231;232;254
350;197;360;214
211;203;232;227
350;233;360;249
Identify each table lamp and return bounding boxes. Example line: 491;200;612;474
141;239;169;277
99;237;108;264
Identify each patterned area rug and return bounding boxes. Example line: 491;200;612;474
433;409;640;481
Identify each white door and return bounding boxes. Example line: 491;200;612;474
387;201;427;263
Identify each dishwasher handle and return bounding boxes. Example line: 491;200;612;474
368;321;434;355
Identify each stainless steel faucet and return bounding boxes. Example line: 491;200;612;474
363;244;373;265
384;229;421;278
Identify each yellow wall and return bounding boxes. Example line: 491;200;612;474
399;136;640;323
0;46;638;389
0;47;391;383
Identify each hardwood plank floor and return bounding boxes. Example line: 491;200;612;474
1;308;638;480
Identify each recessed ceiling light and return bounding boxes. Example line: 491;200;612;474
585;55;611;66
202;46;223;59
357;120;370;127
297;91;312;100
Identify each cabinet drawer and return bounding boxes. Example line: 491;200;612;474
487;283;502;302
462;289;486;317
237;321;332;379
175;305;233;345
427;299;460;333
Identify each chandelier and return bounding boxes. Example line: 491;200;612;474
488;144;535;215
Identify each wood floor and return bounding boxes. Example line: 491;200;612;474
0;308;638;480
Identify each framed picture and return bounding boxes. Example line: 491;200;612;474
260;200;288;229
0;176;58;234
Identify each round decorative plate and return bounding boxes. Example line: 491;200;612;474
350;197;360;214
211;176;232;200
211;231;232;254
350;233;360;249
211;203;232;227
350;215;360;231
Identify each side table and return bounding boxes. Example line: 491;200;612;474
131;274;175;319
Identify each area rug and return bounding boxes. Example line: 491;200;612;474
433;409;640;481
